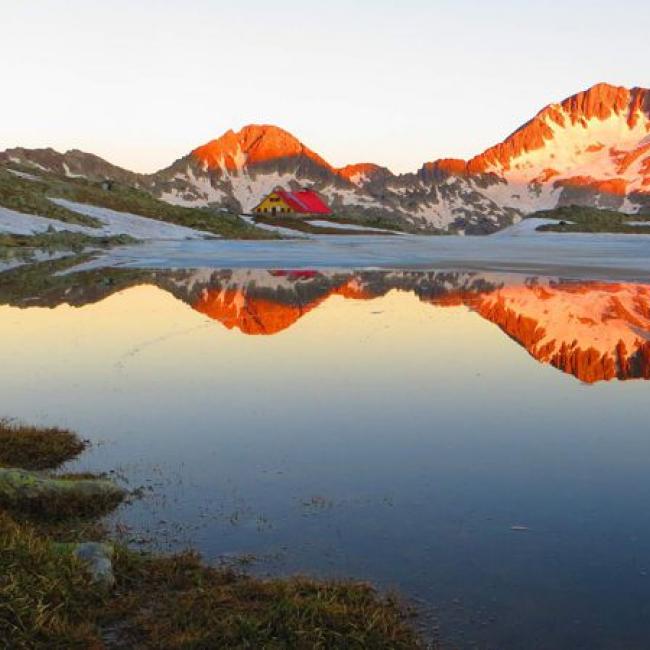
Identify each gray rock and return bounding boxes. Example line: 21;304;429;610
73;542;115;587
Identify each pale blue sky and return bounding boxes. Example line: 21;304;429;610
2;1;648;173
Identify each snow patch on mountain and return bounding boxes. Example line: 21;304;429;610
0;200;213;240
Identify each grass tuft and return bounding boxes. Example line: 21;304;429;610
0;419;87;470
530;204;650;233
0;512;106;649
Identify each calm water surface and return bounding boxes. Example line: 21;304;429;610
1;263;650;649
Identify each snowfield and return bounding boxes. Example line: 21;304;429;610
306;220;403;234
0;199;215;240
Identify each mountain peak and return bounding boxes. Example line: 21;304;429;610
465;82;650;175
337;163;391;185
191;124;333;173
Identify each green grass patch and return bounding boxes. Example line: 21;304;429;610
0;419;87;470
529;205;650;233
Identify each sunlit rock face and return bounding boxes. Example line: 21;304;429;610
460;84;650;213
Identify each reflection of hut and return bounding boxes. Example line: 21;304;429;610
252;187;332;217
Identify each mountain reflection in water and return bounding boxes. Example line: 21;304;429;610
191;271;650;383
3;263;650;383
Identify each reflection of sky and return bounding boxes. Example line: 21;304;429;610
2;284;650;647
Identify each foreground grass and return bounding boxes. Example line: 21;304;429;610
530;204;650;233
0;421;423;649
0;513;421;649
0;165;276;239
0;419;87;470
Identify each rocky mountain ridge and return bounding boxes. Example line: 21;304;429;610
2;83;649;233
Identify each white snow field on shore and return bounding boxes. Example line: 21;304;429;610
305;220;403;234
0;199;215;240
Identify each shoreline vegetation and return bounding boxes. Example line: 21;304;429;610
528;205;650;233
0;229;138;252
0;418;424;649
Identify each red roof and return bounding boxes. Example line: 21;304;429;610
276;189;332;215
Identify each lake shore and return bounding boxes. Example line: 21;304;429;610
0;419;424;649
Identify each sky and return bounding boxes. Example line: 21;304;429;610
2;0;648;174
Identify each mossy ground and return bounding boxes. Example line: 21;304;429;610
0;468;126;521
529;204;650;233
0;421;424;649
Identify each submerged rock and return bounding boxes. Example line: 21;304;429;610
0;467;126;518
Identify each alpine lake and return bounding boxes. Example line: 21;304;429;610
3;234;650;650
